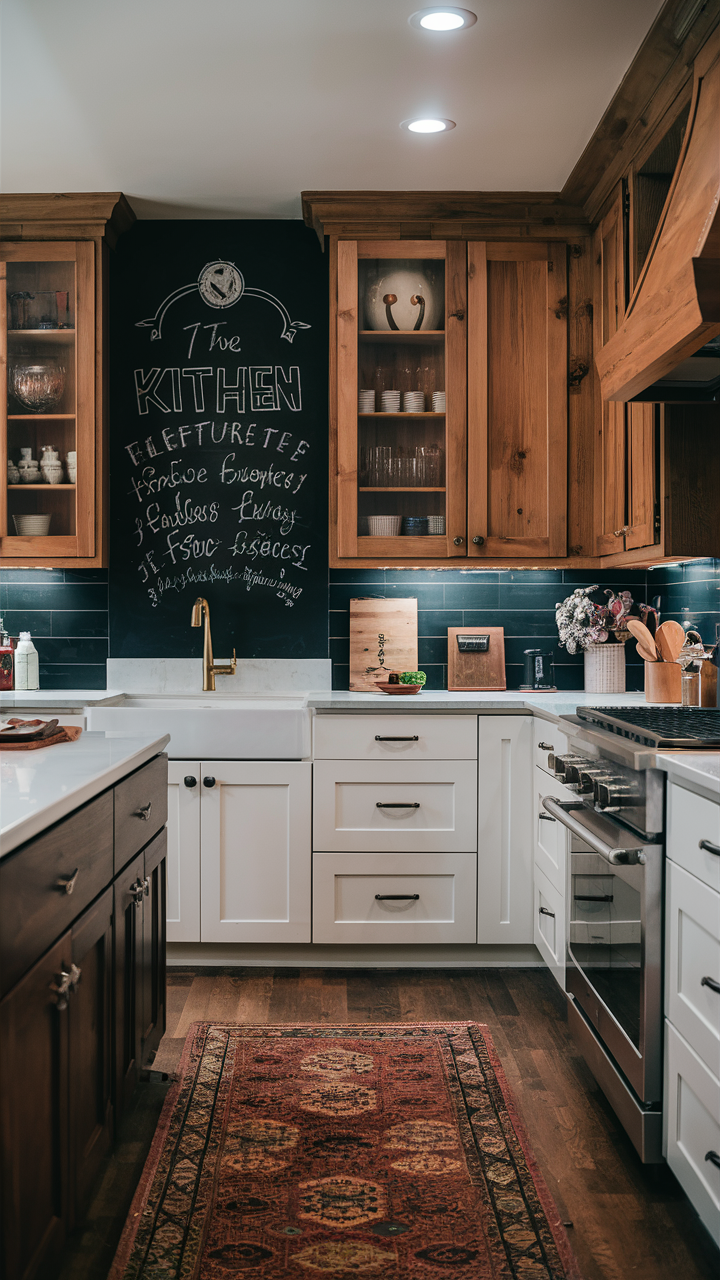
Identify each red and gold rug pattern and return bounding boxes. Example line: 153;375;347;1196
110;1023;581;1279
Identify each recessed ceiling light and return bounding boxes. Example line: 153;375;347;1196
402;118;457;133
409;8;477;31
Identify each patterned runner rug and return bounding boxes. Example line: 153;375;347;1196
110;1022;581;1279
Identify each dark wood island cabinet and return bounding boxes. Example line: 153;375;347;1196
0;751;168;1280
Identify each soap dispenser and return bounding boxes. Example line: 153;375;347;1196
15;632;39;691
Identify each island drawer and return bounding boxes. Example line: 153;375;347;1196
114;753;168;873
0;789;114;998
312;851;477;944
313;714;477;760
313;759;477;853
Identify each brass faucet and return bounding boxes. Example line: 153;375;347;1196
190;597;237;691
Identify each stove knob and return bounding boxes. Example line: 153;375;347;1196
596;782;642;812
576;767;615;796
553;754;590;782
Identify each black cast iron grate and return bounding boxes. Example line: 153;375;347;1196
576;706;720;748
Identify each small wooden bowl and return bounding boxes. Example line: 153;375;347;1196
374;683;423;695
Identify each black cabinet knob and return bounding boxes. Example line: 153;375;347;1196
453;536;464;546
184;776;197;788
472;535;484;545
203;776;216;788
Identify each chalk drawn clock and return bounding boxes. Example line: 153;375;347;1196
198;261;245;309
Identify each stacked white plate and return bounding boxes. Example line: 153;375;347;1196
358;390;375;412
380;390;401;412
403;391;425;412
13;514;52;536
427;516;446;534
367;515;402;536
432;391;446;412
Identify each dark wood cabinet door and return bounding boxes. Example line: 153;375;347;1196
140;830;167;1068
467;241;568;558
113;852;144;1121
68;888;114;1227
0;936;69;1280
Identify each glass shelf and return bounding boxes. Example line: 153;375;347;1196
359;330;445;344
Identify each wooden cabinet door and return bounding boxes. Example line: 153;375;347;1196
0;936;69;1280
592;185;658;556
68;889;113;1227
467;242;568;558
113;852;144;1120
200;761;311;943
140;830;167;1069
166;762;201;943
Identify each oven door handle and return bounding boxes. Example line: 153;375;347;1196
541;797;646;865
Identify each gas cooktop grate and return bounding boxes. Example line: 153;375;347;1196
576;706;720;748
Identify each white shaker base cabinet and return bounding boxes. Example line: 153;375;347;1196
313;852;477;944
167;761;201;943
477;716;533;944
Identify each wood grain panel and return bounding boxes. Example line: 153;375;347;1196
336;240;358;557
567;239;595;557
445;239;467;554
593;188;628;556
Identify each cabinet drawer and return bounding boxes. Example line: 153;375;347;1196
313;759;477;853
312;852;477;944
534;766;574;894
313;714;477;760
0;790;114;999
114;753;168;873
665;1022;720;1247
534;721;568;777
667;783;720;893
533;863;565;990
666;859;720;1079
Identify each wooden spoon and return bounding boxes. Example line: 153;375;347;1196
655;620;686;662
626;618;659;662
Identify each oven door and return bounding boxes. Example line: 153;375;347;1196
542;798;663;1104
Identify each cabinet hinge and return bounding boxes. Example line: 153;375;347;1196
548;260;553;271
654;502;662;542
622;182;631;220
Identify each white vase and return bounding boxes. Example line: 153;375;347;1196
584;643;626;694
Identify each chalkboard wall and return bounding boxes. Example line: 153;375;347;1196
109;222;329;659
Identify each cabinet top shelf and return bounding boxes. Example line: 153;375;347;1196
359;330;445;344
7;414;75;420
359;486;446;493
8;484;76;490
7;329;75;341
359;412;445;419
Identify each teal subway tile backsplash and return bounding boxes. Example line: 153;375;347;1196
0;569;109;689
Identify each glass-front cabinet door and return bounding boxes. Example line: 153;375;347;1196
335;240;467;559
1;241;96;559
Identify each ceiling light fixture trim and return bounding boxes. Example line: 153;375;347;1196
408;7;477;31
401;118;457;133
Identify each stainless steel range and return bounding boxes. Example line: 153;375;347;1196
541;707;720;1164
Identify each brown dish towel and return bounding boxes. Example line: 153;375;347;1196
0;725;83;751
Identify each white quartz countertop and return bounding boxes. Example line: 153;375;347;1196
655;752;720;799
0;731;170;858
0;689;125;708
306;690;648;721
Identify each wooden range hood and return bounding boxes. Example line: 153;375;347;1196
596;26;720;402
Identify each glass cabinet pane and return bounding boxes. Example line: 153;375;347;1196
5;258;77;540
356;257;447;541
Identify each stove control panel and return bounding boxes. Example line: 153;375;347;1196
549;749;655;837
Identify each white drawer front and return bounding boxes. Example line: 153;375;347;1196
312;852;477;943
666;859;720;1079
313;760;477;853
313;714;477;760
668;783;720;893
534;721;568;777
665;1022;720;1247
533;864;565;990
534;766;574;894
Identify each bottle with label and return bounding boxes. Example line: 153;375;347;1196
14;632;39;691
0;619;14;691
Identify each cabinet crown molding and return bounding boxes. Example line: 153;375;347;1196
0;192;136;248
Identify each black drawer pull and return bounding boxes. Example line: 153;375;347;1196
538;813;556;822
376;802;420;808
375;894;420;901
539;906;555;917
574;895;613;902
375;735;419;742
701;975;720;995
538;742;554;751
134;802;152;821
57;867;79;895
203;776;216;788
705;1150;720;1170
184;775;197;788
699;839;720;856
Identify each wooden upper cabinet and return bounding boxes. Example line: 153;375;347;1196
467;242;568;558
335;239;467;560
593;185;658;558
0;192;134;568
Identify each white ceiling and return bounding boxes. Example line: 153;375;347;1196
2;0;665;219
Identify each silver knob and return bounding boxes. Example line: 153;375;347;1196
472;535;484;545
453;536;464;546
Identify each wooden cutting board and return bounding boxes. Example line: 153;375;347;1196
349;598;418;691
447;627;506;691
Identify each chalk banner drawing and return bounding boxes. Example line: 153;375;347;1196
109;224;329;660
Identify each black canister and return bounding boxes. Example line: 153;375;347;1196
520;648;556;690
